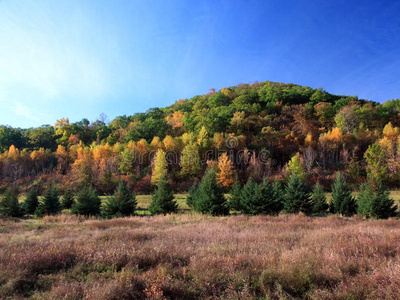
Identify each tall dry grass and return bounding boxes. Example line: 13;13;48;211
0;214;399;299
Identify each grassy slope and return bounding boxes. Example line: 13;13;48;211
0;214;399;299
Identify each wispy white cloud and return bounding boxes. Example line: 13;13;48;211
12;101;38;122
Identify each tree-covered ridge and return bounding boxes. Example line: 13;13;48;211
1;80;400;193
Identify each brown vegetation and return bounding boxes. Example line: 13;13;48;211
0;214;399;299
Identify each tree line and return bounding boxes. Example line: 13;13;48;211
2;81;400;195
0;177;178;219
0;167;396;219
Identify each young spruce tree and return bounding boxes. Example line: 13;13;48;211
149;175;177;215
22;188;39;215
311;182;328;214
61;188;74;209
71;186;100;216
284;175;313;214
191;170;229;216
0;188;21;217
240;177;259;215
228;177;242;212
186;182;198;210
101;181;136;218
357;181;374;217
331;172;357;216
35;187;60;217
371;180;397;219
358;179;397;219
240;178;283;215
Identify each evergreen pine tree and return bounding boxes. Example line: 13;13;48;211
192;170;229;215
331;172;357;216
61;188;74;209
272;180;285;211
148;175;178;215
228;177;242;211
358;179;397;219
186;182;198;210
240;177;259;215
357;181;374;217
101;181;136;218
284;175;313;214
311;182;328;214
371;180;397;219
35;187;60;217
0;188;21;217
262;178;284;214
71;186;100;216
22;189;39;215
240;178;283;215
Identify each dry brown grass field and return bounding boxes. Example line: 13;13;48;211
0;214;399;300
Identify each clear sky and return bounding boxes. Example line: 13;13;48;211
1;0;400;128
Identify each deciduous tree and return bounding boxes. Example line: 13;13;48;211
151;149;167;186
217;153;235;189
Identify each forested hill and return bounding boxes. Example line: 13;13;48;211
1;80;400;193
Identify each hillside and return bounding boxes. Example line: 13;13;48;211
1;80;400;193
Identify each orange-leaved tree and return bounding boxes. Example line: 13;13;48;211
217;152;235;189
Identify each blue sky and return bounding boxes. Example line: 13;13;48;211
1;0;400;128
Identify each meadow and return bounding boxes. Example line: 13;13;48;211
1;211;400;299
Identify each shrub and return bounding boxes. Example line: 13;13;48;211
260;265;315;298
133;174;153;194
148;175;178;215
284;175;313;214
101;181;137;218
60;188;74;209
22;189;39;215
71;186;100;216
311;182;328;214
190;170;229;215
331;172;357;216
35;187;60;217
0;188;21;217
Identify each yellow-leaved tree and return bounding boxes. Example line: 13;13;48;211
286;153;306;181
180;143;201;177
151;149;167;186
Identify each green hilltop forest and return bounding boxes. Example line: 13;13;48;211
1;80;400;195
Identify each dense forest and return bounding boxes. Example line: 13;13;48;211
1;80;400;195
